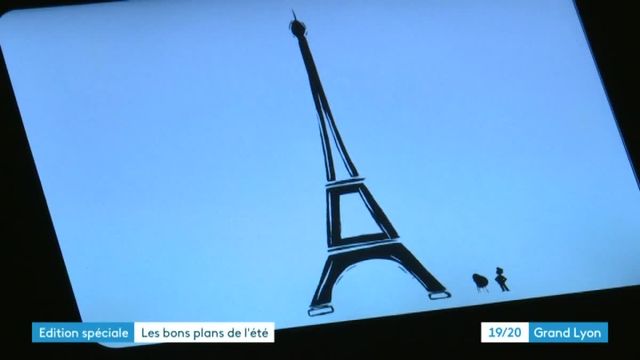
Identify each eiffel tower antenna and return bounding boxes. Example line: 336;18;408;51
290;14;451;317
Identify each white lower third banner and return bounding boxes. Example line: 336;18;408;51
134;322;275;343
32;322;275;343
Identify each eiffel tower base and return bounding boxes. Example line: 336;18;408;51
308;241;451;317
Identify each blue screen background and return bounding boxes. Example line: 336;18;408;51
2;0;638;337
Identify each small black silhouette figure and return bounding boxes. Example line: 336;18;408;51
472;273;489;292
495;267;510;292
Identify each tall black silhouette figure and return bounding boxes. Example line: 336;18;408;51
495;267;510;292
290;13;451;317
472;273;489;292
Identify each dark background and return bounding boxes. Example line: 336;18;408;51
2;0;638;356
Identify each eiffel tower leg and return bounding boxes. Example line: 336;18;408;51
308;242;450;317
307;252;350;316
385;243;452;300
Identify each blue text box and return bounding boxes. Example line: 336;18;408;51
32;322;134;343
529;322;608;343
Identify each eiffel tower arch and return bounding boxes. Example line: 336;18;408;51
290;13;451;317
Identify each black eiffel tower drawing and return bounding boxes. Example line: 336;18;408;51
290;13;451;317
